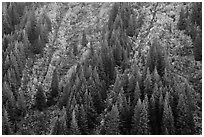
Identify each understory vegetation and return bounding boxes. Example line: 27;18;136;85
2;2;202;135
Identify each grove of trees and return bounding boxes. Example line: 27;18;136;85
2;2;202;135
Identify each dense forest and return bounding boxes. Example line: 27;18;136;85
2;2;202;135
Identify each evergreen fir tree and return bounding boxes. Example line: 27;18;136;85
25;7;39;44
153;68;160;84
50;117;60;135
121;3;131;30
136;12;145;30
138;98;150;135
81;30;88;48
162;92;175;135
108;3;119;31
190;2;202;27
147;41;157;74
50;109;68;135
149;94;157;134
35;85;46;111
144;68;152;99
126;14;135;37
47;68;59;107
151;82;163;134
70;108;81;135
103;104;120;135
193;29;202;61
131;98;149;135
127;73;136;94
50;68;59;98
131;98;142;134
155;39;166;77
78;104;89;134
38;11;52;44
16;90;26;117
133;82;141;107
177;7;187;31
118;89;132;135
2;107;12;135
176;93;195;134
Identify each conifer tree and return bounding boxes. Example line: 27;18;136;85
81;30;88;48
136;12;145;30
138;98;150;135
108;3;119;31
50;117;60;135
190;2;202;27
147;41;157;74
25;7;38;45
2;107;12;135
38;11;52;44
131;98;142;134
193;29;202;61
127;73;136;94
155;39;166;77
78;104;89;134
177;7;187;31
47;68;59;106
144;68;152;99
121;3;131;30
35;85;46;111
162;92;175;135
131;98;150;135
126;14;135;37
133;82;141;106
176;93;195;134
70;108;81;135
16;90;26;117
118;89;132;135
103;105;120;135
151;82;163;134
83;91;98;131
50;109;68;135
153;68;160;84
149;94;157;134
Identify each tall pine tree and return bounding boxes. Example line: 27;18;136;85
131;98;150;135
162;92;175;135
103;104;120;135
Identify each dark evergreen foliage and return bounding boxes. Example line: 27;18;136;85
108;3;119;31
2;2;201;135
176;93;195;135
47;68;59;107
81;30;88;48
147;41;157;74
103;105;120;135
177;7;187;31
162;92;175;134
70;108;81;135
2;108;12;135
78;104;89;134
155;39;166;77
131;98;150;135
193;29;202;61
50;117;61;135
190;2;202;27
35;85;47;111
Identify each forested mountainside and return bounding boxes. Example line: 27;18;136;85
2;2;202;135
